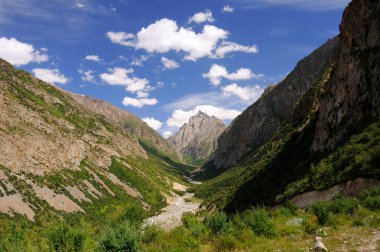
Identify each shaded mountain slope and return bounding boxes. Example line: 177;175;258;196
196;36;340;179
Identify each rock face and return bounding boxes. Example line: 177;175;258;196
168;111;226;164
70;93;177;158
197;36;340;178
312;0;380;151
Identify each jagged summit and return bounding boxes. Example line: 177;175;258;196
167;111;226;165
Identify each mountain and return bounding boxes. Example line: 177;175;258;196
195;0;380;211
0;58;187;222
195;36;340;179
69;93;178;159
167;111;226;165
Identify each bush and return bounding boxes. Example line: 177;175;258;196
204;211;229;235
362;188;380;210
141;225;163;244
47;223;86;252
182;213;207;238
241;207;275;237
97;221;139;252
329;196;359;214
302;215;318;234
311;202;334;226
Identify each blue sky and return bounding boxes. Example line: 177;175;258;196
0;0;350;138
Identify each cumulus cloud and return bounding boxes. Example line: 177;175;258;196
99;67;151;94
142;117;162;130
32;68;68;85
106;19;231;61
161;57;179;69
162;131;174;139
188;10;214;24
122;97;158;108
222;83;264;102
85;54;101;62
203;64;263;86
222;5;234;13
131;55;149;67
79;69;95;82
212;41;258;58
167;105;240;128
0;37;48;66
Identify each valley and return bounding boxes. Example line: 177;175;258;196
0;0;379;251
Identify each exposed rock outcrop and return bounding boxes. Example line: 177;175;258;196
313;0;380;151
168;111;226;164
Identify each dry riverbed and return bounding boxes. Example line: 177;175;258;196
144;179;201;230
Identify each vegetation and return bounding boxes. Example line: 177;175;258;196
1;192;379;251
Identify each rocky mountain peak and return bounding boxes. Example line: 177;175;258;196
167;112;226;165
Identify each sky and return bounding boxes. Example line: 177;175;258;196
0;0;350;138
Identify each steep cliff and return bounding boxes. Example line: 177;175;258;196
195;0;380;211
196;36;340;179
168;111;226;164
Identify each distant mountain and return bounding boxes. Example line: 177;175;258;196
194;0;380;211
195;35;340;179
168;111;226;165
0;58;186;221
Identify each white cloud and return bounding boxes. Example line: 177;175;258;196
142;117;162;131
131;55;149;67
122;97;158;108
161;57;179;69
162;131;174;139
0;37;48;66
99;67;150;94
188;10;214;24
85;54;101;62
242;0;349;10
222;83;264;102
32;68;68;85
222;5;234;13
79;69;95;82
202;64;263;86
212;41;258;58
106;31;136;46
167;105;240;128
76;2;85;8
106;19;230;61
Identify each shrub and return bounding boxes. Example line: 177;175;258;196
362;188;380;210
329;196;359;214
47;223;86;252
204;211;229;235
302;215;318;234
241;207;275;237
182;213;207;238
311;203;332;226
141;225;163;244
117;205;147;225
97;221;139;252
